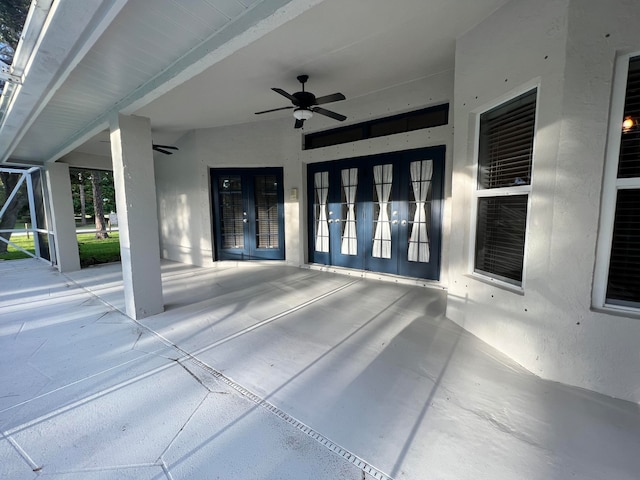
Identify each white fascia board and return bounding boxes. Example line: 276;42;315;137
11;0;55;77
0;0;129;165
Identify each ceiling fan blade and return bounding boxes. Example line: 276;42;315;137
272;87;298;103
153;147;174;155
314;92;346;105
153;144;178;150
313;107;347;122
255;106;294;115
294;118;305;129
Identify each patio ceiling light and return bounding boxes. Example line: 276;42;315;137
293;108;313;121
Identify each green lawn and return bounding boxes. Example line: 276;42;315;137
0;232;120;267
77;232;121;267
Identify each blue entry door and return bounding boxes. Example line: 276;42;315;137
308;160;366;270
308;146;444;280
211;168;285;260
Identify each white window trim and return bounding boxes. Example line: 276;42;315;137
593;52;640;313
468;84;540;293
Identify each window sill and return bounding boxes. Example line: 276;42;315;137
591;305;640;320
466;272;525;296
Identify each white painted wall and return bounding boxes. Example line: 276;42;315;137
154;72;454;282
447;0;640;403
154;131;216;267
155;118;302;266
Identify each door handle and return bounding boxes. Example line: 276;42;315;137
243;219;248;223
335;218;341;223
401;220;407;226
328;219;333;223
392;219;398;225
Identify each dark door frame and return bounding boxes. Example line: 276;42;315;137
211;167;285;261
307;146;445;280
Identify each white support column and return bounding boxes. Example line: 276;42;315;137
45;162;80;272
110;114;163;319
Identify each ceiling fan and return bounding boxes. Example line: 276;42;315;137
101;140;179;155
151;144;178;155
255;75;347;129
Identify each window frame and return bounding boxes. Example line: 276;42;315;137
593;52;640;313
303;104;449;150
469;86;539;291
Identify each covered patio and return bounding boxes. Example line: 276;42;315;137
2;258;640;479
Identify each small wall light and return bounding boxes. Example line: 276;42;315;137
622;116;635;132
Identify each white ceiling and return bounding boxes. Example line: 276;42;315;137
3;0;509;163
135;0;508;131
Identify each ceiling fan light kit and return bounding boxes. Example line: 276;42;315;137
293;108;313;120
255;74;347;129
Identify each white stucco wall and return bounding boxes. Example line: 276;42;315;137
154;119;302;266
155;131;214;266
447;0;640;402
155;71;454;279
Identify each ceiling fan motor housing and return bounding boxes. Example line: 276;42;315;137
293;91;316;109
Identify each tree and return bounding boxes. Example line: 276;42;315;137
90;171;109;239
0;43;14;64
70;168;116;233
78;175;87;225
0;0;30;52
70;170;88;225
0;171;29;254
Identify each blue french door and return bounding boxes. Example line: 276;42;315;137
307;146;444;280
211;168;285;260
307;157;366;270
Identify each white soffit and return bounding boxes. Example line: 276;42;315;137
0;0;128;164
3;0;325;164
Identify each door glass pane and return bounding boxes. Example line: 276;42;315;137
341;168;358;255
372;164;393;259
219;176;244;249
408;160;433;263
314;171;329;252
254;175;279;249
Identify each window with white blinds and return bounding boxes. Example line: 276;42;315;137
603;56;640;308
474;89;537;286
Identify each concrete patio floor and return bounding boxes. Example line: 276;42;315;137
1;258;640;479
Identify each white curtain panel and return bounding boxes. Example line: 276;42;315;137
408;159;433;262
341;168;358;255
372;164;393;259
315;171;330;252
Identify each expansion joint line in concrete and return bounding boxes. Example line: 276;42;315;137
140;280;392;480
39;462;167;476
64;273;393;479
173;353;392;480
1;429;41;472
160;459;175;480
